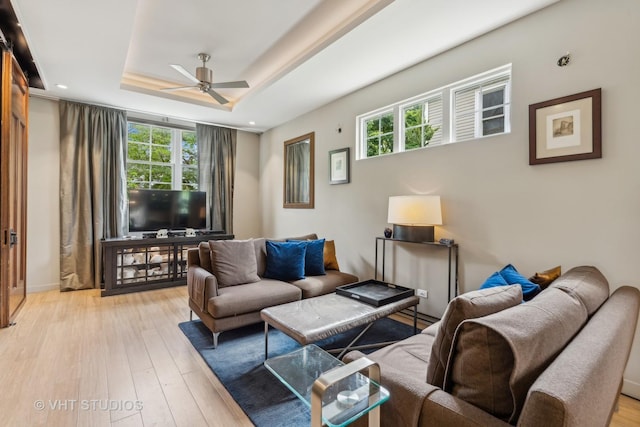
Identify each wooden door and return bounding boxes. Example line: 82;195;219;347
0;49;28;328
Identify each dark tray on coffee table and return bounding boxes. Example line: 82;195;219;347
336;279;415;307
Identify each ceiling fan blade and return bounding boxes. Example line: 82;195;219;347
170;64;200;84
206;88;229;105
210;80;250;89
160;85;198;92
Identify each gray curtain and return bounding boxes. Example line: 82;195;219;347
59;100;127;291
197;124;236;234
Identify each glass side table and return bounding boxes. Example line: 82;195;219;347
264;344;389;427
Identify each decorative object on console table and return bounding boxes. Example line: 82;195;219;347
387;195;442;243
329;147;350;184
529;88;601;165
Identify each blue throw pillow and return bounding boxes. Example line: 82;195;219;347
480;271;510;289
288;238;326;276
499;264;542;301
264;240;307;281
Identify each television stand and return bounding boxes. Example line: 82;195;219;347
101;233;233;296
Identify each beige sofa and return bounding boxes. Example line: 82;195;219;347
187;233;358;347
345;266;640;427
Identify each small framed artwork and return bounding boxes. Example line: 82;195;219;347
329;147;350;184
529;88;602;165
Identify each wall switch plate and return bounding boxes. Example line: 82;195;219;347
416;289;428;298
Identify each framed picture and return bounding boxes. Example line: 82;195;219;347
329;147;350;184
529;88;601;165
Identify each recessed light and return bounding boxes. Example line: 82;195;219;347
56;84;68;89
249;121;256;126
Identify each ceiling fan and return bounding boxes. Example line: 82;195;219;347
162;53;249;105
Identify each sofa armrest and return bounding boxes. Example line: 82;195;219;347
187;265;219;314
187;247;201;267
344;350;510;427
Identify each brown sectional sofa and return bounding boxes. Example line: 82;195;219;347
344;266;640;427
187;233;358;347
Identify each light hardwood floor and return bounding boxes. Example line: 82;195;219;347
0;287;637;426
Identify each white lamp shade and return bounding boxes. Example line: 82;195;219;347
387;195;442;225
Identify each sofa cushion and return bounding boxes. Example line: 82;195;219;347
324;240;340;271
289;270;358;298
253;238;267;277
254;234;319;277
208;279;302;318
288;233;319;241
426;285;522;388
264;240;307;281
529;265;561;289
445;287;588;423
208;239;260;288
198;241;213;272
361;332;435;382
549;265;609;315
479;271;509;289
288;238;326;276
499;264;542;300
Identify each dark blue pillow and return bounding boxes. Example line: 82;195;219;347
264;240;307;281
499;264;541;301
288;239;326;276
480;271;510;289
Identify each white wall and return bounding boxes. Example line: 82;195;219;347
27;97;60;293
234;131;261;239
259;0;640;397
25;98;262;289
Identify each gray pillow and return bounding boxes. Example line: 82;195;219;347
426;284;522;388
208;239;260;287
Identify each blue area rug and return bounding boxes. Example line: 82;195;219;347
178;317;415;426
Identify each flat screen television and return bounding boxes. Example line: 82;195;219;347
128;189;207;232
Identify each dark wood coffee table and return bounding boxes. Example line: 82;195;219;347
260;292;419;359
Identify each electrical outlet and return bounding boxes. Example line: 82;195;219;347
416;289;428;298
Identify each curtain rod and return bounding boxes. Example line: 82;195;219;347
30;92;259;133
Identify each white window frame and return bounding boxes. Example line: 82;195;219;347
400;92;444;151
357;107;396;159
126;121;198;190
474;81;511;138
356;64;511;160
450;65;512;143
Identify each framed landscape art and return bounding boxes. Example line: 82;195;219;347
529;88;601;165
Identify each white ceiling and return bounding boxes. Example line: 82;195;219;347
12;0;558;132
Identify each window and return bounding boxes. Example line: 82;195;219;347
356;64;511;160
402;95;443;150
364;110;394;157
126;121;198;190
452;73;510;142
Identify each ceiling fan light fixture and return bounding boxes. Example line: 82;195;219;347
196;66;213;83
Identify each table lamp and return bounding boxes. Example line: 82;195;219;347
387;195;442;242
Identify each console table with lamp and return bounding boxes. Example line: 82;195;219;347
376;195;459;319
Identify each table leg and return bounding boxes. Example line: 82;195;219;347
264;322;269;360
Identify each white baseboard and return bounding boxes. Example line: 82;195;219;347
27;283;59;293
622;378;640;400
